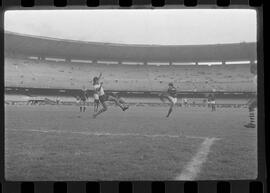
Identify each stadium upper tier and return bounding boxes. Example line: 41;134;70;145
5;31;256;63
5;57;255;92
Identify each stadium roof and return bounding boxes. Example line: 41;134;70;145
5;31;257;63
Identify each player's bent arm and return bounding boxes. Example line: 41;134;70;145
98;82;103;91
97;72;102;80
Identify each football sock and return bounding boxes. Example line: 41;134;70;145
166;107;173;117
249;109;255;125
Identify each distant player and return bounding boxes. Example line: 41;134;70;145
78;86;88;112
182;98;188;107
159;82;177;117
244;74;257;128
56;96;60;105
92;73;129;118
208;93;216;112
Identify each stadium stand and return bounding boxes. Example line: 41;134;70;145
5;57;255;92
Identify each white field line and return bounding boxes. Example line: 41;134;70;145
175;137;218;181
5;128;210;140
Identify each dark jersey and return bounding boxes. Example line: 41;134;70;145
208;94;215;102
168;87;177;98
79;90;88;101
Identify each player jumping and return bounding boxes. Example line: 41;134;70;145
92;73;129;118
159;82;177;117
93;87;100;112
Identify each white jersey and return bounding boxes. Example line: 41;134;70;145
93;84;105;96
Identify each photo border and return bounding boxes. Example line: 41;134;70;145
0;0;265;193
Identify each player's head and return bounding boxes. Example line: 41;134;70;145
168;82;173;87
93;77;99;85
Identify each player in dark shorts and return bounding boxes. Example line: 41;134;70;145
208;93;216;112
78;87;88;112
93;88;100;112
92;73;129;118
159;82;177;117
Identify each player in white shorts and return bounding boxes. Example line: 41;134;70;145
92;73;129;118
159;82;177;117
93;90;100;112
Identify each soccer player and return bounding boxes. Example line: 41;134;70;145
208;93;216;112
182;98;188;107
244;74;257;128
93;90;100;112
92;73;129;118
79;86;88;112
56;96;60;105
159;82;177;117
92;74;101;113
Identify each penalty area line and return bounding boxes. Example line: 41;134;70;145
6;128;208;140
175;137;219;181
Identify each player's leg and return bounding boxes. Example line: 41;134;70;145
108;95;128;111
118;97;126;105
83;101;86;112
159;93;169;103
166;96;176;117
94;102;96;112
118;97;129;109
93;101;108;118
96;100;100;111
79;100;82;112
94;100;99;112
93;93;99;112
244;100;256;128
245;107;255;128
211;102;214;112
166;103;174;117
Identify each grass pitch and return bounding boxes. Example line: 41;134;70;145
5;104;257;180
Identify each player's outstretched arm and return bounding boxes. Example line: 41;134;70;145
97;72;102;80
98;82;103;91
